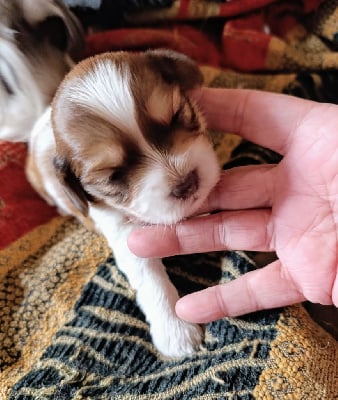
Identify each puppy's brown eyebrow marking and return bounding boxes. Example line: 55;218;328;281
136;96;191;150
140;95;201;149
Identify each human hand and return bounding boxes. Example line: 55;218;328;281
128;88;338;323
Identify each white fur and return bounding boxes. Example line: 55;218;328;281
67;60;140;137
27;54;221;358
18;0;66;25
90;206;203;357
0;32;45;141
28;107;71;212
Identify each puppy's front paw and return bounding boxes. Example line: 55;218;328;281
151;317;203;358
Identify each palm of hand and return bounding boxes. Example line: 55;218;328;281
272;105;337;305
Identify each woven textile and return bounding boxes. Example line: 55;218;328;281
2;222;336;399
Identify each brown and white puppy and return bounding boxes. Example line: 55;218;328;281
0;0;83;141
27;50;220;357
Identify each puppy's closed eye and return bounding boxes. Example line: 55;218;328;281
109;167;126;183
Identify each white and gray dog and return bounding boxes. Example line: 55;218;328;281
0;0;83;141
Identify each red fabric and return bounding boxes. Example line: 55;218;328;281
85;25;221;67
0;142;57;249
86;0;325;72
221;12;271;71
168;0;278;20
221;0;325;71
217;0;277;17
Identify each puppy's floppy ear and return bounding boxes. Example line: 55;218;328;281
145;49;203;90
53;156;90;216
19;0;84;60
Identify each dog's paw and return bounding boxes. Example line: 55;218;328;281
151;317;203;358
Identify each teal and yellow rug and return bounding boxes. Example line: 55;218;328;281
0;215;337;399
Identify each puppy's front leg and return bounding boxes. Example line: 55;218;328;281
90;207;203;358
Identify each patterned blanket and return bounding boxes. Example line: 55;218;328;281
1;1;337;398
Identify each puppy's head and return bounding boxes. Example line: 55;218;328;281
52;50;220;224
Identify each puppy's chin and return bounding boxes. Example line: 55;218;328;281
126;195;210;226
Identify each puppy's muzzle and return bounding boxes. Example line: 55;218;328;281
171;169;199;200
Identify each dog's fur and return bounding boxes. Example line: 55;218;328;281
27;50;220;357
0;0;83;141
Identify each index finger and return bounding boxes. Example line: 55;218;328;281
194;88;317;155
128;208;274;258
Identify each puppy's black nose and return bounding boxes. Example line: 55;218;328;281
171;169;199;200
